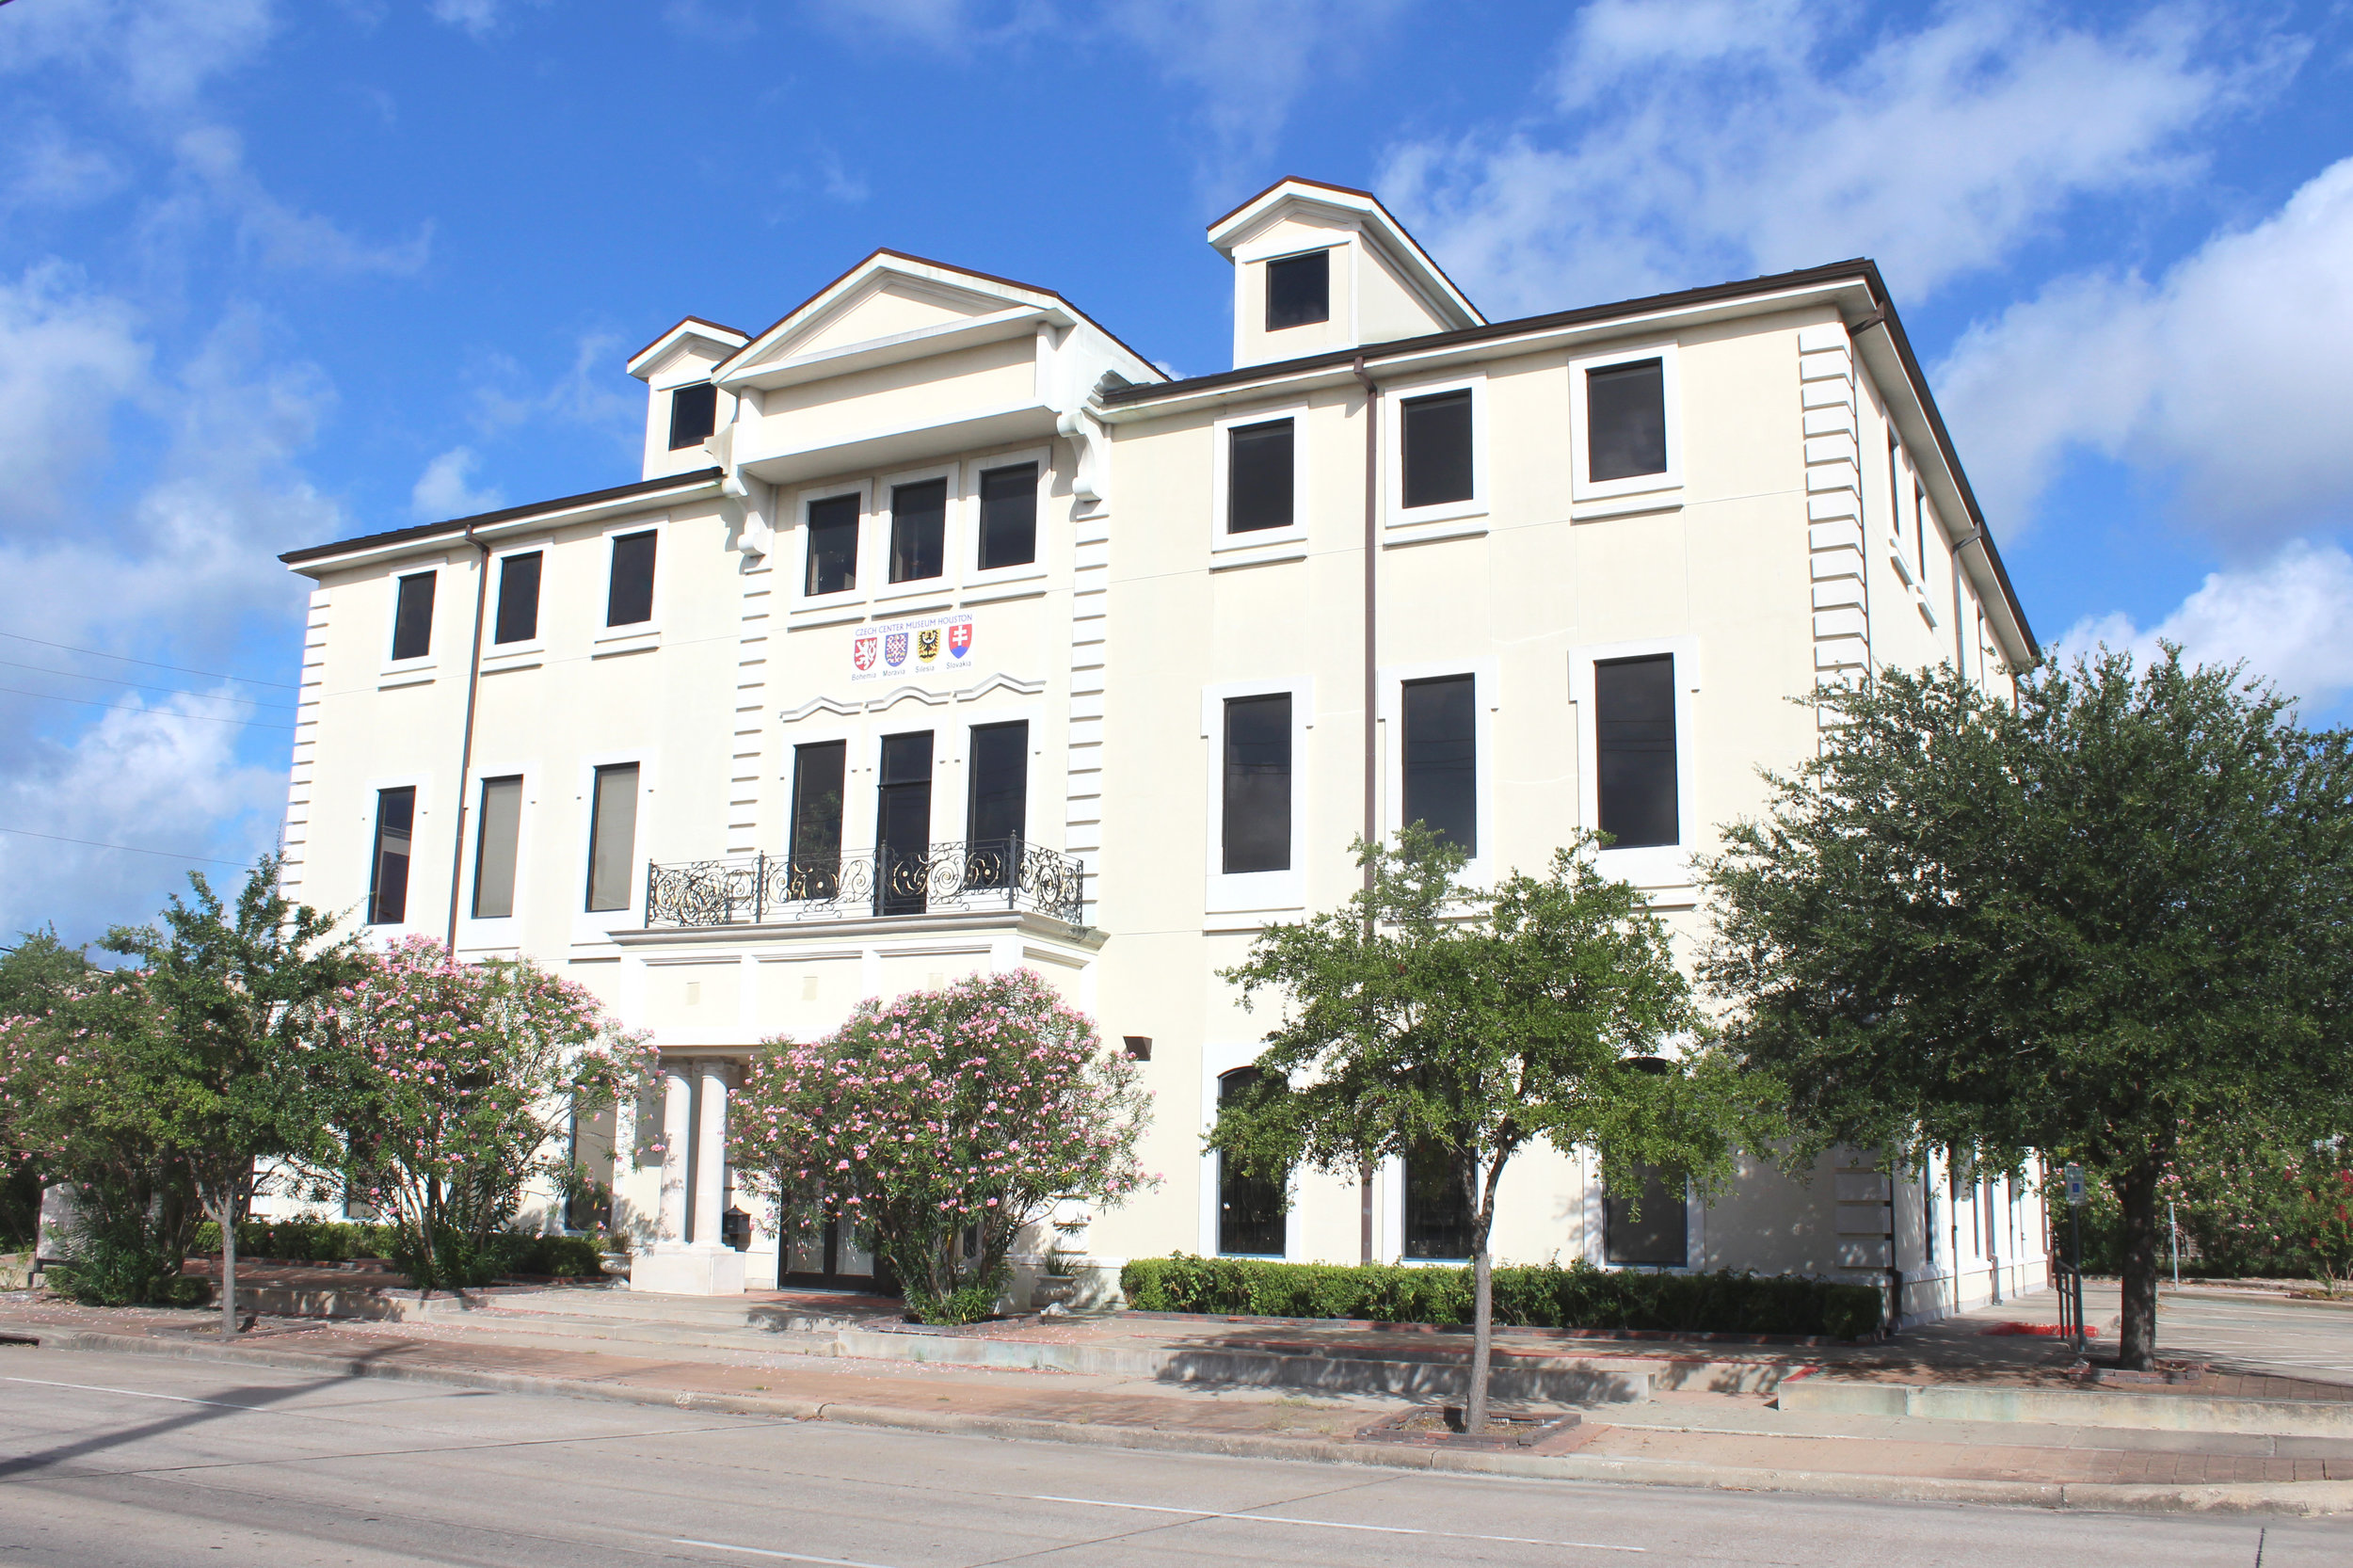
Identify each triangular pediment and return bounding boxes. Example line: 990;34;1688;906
719;251;1068;383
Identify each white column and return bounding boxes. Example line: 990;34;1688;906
658;1057;692;1243
692;1058;730;1247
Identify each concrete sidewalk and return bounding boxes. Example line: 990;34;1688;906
6;1287;2349;1516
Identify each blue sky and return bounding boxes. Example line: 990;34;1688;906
3;0;2350;944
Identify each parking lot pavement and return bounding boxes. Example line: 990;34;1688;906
3;1348;2346;1568
2153;1289;2353;1384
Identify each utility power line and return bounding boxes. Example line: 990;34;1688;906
0;657;293;712
0;825;250;867
0;629;299;691
0;684;295;730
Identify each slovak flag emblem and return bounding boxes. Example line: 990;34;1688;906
884;632;909;667
853;635;879;672
947;619;973;659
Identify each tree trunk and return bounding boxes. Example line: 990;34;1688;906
2116;1157;2165;1370
215;1195;238;1340
1463;1153;1506;1436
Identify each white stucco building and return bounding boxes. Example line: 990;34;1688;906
274;179;2049;1322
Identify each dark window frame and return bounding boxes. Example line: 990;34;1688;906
367;786;416;927
1215;1067;1289;1256
666;382;718;451
887;474;950;584
1593;653;1680;851
471;775;524;920
493;552;542;646
1603;1161;1690;1269
1401;672;1478;856
1403;1143;1476;1261
1264;248;1331;332
1225;417;1296;536
584;762;641;914
965;720;1030;888
804;491;861;598
975;460;1039;571
1400;386;1476;510
1220;692;1293;876
390;571;436;662
1584;356;1669;485
788;741;847;901
605;530;658;629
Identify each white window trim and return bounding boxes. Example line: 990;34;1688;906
1568;340;1683;506
456;757;540;945
871;719;945;857
950;702;1048;850
1200;676;1314;916
1379;658;1499;887
1234;233;1358;346
379;559;451;685
481;536;552;668
872;461;961;608
1588;1161;1701;1272
1385;371;1487;532
791;479;874;616
573;748;658;945
359;772;434;944
963;445;1053;593
1210;403;1310;561
593;515;666;652
1198;1040;1301;1261
1568;636;1702;891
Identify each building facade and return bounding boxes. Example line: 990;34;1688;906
274;179;2049;1321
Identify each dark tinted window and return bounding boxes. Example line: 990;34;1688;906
1401;674;1476;855
472;776;522;920
876;731;935;917
584;763;638;912
1226;419;1293;534
888;478;947;584
966;721;1028;889
493;552;541;645
789;742;845;899
1605;1162;1689;1266
1586;359;1667;482
1401;390;1473;508
806;494;858;596
1595;654;1678;848
606;531;656;627
368;787;415;925
1265;249;1329;331
977;462;1037;570
391;572;435;661
1217;1068;1287;1256
667;383;718;450
1222;694;1291;874
1404;1143;1475;1259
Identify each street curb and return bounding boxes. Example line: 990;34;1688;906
24;1331;2349;1517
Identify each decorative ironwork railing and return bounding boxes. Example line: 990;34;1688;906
644;839;1085;927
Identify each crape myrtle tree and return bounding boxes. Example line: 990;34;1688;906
1213;828;1761;1434
333;936;655;1291
1702;649;2353;1368
732;969;1154;1325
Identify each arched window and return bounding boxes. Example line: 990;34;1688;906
1216;1068;1287;1256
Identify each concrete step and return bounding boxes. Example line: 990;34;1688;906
1782;1377;2353;1438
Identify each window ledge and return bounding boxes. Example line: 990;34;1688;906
481;645;544;675
1382;515;1488;550
591;628;661;659
789;599;870;630
872;583;955;615
962;574;1050;605
377;659;437;690
1209;536;1308;572
1570;491;1683;522
1388;496;1486;529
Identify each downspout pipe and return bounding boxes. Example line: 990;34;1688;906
1353;353;1380;1266
444;526;492;950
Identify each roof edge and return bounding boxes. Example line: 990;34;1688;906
280;469;724;568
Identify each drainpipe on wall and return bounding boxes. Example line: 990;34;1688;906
1353;353;1381;1267
443;526;492;950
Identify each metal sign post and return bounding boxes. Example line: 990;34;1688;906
2064;1162;2087;1357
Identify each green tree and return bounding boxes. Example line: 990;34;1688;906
1702;649;2353;1368
0;927;91;1247
1215;828;1753;1432
99;857;361;1337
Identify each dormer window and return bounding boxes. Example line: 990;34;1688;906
667;383;717;450
1265;250;1329;331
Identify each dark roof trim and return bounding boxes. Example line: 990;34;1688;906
280;469;723;567
627;314;752;367
1101;256;2034;650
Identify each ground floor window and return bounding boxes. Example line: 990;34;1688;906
1216;1068;1286;1256
1403;1143;1475;1260
1605;1161;1689;1267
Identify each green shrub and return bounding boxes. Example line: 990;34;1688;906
1121;1255;1882;1340
50;1183;206;1308
904;1277;1002;1326
190;1217;609;1288
193;1219;396;1263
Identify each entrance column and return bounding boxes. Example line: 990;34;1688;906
692;1058;731;1247
657;1055;692;1243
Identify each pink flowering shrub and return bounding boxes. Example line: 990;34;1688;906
732;969;1152;1321
335;936;654;1289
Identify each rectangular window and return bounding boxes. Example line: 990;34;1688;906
966;720;1029;851
888;477;947;584
1401;674;1476;855
976;462;1037;570
1222;694;1291;875
367;787;415;926
788;742;846;901
1401;390;1473;508
1217;1067;1288;1256
876;731;934;917
391;571;435;661
667;383;718;450
805;493;859;596
1404;1144;1475;1260
584;763;639;913
606;531;656;627
493;552;541;645
1586;359;1666;483
1604;1162;1689;1267
1226;418;1294;534
1595;655;1678;849
471;776;523;920
1265;249;1329;331
1914;481;1929;582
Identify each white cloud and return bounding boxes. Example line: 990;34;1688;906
1938;155;2353;541
0;264;152;525
2058;539;2353;711
171;125;432;276
0;0;277;111
410;447;504;520
428;0;534;39
3;121;126;214
1377;1;2294;316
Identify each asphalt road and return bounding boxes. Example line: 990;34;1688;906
0;1349;2339;1567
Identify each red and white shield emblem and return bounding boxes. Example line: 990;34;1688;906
948;619;973;659
853;635;879;672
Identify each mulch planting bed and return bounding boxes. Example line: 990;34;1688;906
1355;1403;1586;1452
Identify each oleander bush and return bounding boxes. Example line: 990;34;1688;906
1121;1255;1881;1341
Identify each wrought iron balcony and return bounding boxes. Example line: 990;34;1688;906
644;839;1085;928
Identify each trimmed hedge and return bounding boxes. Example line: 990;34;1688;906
193;1220;608;1283
1121;1255;1882;1341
